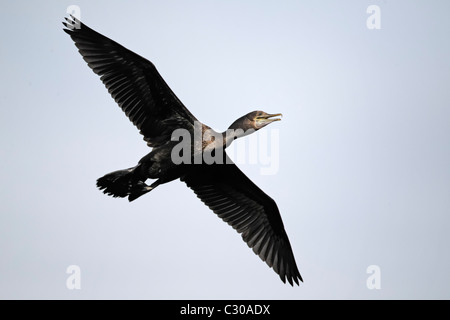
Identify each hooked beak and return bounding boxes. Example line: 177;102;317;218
255;113;282;128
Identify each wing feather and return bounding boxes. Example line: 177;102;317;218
63;16;198;147
181;157;302;286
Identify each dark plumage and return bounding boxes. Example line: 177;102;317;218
63;15;302;286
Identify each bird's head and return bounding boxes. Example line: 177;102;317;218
246;111;283;130
225;110;282;144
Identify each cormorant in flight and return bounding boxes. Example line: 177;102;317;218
63;16;302;286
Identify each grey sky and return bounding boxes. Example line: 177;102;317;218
1;0;449;299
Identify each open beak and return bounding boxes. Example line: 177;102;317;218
255;113;282;128
257;113;282;122
264;113;282;121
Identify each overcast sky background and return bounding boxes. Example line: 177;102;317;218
1;0;449;299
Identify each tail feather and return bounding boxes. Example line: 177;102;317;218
97;167;156;201
96;168;136;198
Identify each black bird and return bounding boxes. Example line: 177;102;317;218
63;16;302;286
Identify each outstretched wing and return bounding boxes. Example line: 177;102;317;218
181;156;302;286
63;16;197;147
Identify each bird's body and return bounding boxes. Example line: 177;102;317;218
63;16;302;285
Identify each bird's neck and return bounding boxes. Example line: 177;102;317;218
200;116;255;150
221;118;254;148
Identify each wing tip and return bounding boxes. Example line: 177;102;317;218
62;15;82;34
281;272;303;287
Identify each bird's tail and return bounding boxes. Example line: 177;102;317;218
96;167;153;201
